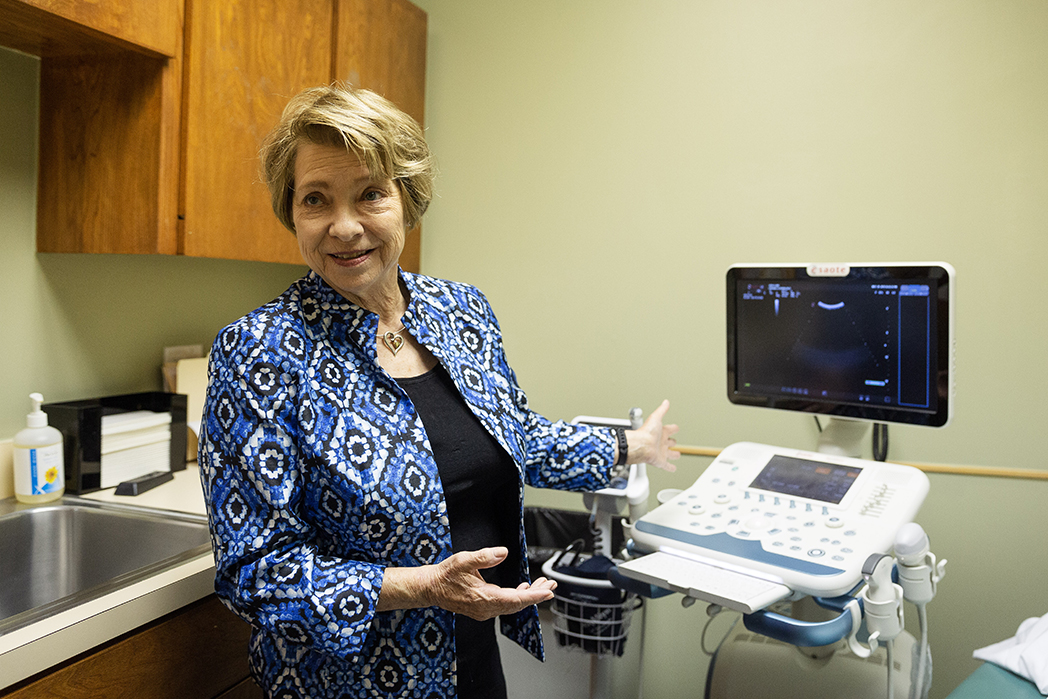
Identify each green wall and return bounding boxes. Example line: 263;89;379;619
410;1;1048;697
0;47;307;439
413;0;1048;473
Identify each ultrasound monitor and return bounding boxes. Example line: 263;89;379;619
726;263;955;455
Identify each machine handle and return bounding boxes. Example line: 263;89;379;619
742;605;857;647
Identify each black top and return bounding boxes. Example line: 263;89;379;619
396;364;519;698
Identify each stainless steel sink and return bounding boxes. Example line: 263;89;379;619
0;497;212;635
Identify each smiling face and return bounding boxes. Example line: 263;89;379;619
292;141;407;311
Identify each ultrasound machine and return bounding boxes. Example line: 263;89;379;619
605;263;954;699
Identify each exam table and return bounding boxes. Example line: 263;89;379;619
945;663;1044;699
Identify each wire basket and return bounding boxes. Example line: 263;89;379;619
542;545;642;657
550;588;641;657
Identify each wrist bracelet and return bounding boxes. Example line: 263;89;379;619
614;427;628;466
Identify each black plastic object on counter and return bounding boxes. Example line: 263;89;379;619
114;470;176;496
41;392;187;494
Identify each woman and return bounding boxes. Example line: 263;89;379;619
199;84;680;699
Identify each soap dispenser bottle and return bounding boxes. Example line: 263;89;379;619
13;393;65;504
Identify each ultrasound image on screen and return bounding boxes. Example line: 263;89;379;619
734;279;933;410
749;455;862;504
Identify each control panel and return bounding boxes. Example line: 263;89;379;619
628;442;930;598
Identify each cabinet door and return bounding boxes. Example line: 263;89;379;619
334;0;426;127
0;596;255;699
34;41;183;256
181;0;333;264
334;0;427;273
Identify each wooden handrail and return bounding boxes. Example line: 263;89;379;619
674;445;1048;481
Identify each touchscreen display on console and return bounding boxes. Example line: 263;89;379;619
749;455;862;504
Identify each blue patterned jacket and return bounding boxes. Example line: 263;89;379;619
199;270;616;698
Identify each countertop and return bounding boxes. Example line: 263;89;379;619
83;463;208;516
0;465;215;690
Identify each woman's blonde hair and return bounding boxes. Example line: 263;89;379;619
260;84;434;232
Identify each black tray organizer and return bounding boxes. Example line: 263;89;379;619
42;392;187;494
524;507;641;657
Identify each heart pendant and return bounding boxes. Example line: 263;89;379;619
383;331;405;356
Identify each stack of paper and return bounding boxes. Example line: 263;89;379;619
100;410;172;488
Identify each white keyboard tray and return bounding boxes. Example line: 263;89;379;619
617;551;792;614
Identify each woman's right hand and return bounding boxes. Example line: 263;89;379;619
378;547;556;620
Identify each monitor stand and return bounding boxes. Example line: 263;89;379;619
816;418;870;458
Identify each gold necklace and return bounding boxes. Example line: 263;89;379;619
381;325;406;356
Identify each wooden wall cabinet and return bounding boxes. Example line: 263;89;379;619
3;0;427;271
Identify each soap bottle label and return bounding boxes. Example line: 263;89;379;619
14;443;64;495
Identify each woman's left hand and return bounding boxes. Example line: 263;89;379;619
379;547;557;620
625;399;681;472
